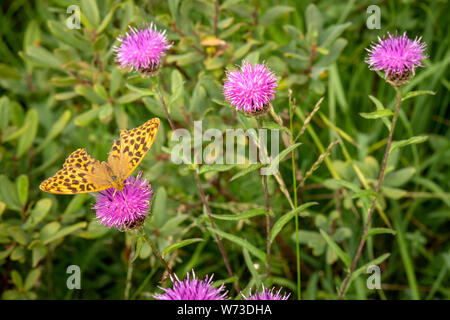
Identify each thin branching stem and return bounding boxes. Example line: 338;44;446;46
139;228;174;279
338;87;403;299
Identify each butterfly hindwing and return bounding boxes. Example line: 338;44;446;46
40;149;113;194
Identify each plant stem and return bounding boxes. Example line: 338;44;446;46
139;228;174;279
194;170;240;293
124;236;135;300
262;174;271;279
289;93;301;300
155;79;176;131
152;81;239;292
256;118;272;279
338;87;403;299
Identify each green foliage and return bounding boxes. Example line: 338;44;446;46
0;0;449;300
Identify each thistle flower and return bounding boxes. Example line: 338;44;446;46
224;61;278;115
114;23;172;77
242;286;290;300
366;31;427;86
93;172;153;231
153;271;228;300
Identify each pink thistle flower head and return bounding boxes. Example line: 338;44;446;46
114;23;172;77
223;61;278;116
366;31;427;86
242;286;290;300
153;270;228;300
92;172;153;231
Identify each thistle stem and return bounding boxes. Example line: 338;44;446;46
194;170;240;293
337;87;402;299
152;80;239;292
155;79;176;131
288;93;301;300
262;170;271;279
139;228;174;279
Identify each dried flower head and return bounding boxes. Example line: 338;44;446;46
366;31;427;86
242;286;290;300
114;23;172;77
223;61;278;115
93;172;153;231
153;270;228;300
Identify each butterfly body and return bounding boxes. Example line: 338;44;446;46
39;118;160;194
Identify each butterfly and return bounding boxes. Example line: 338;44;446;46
39;118;160;194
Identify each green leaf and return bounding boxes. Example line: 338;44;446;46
116;92;144;104
36;110;71;153
265;142;302;174
29;241;47;267
368;95;391;129
390;135;428;153
97;3;124;33
74;105;110;126
323;179;360;192
28;198;52;227
319;229;351;268
21;46;62;69
16;175;29;206
0;175;21;211
207;227;266;262
212;208;268;221
17;109;38;157
0;64;21;80
350;190;378;199
11;270;23;290
262;120;291;134
0;96;10;130
198;164;236;175
243;248;261;285
270;202;318;243
47;21;90;52
360;109;394;119
384;167;416;187
41;222;87;244
81;0;100;29
153;187;168;228
230;163;263;182
364;228;396;239
402;90;435;101
162;238;205;257
75;85;106;104
24;269;41;291
260;5;294;26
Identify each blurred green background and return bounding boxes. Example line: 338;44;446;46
0;0;449;299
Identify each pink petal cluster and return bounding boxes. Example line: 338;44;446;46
224;61;278;114
114;23;172;75
366;31;427;77
93;172;152;231
153;271;228;300
242;286;290;300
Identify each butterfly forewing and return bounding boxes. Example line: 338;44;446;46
107;118;160;180
39;149;113;194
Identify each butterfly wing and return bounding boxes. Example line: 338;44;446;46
40;148;113;194
107;118;160;180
